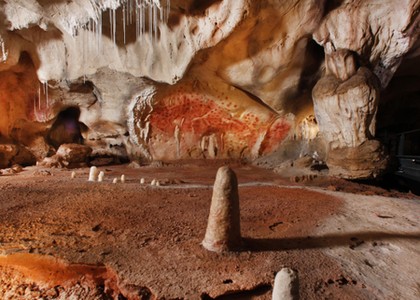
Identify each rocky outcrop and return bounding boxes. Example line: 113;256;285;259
310;0;420;178
40;143;92;168
56;144;92;165
0;144;36;169
0;144;18;169
314;0;420;88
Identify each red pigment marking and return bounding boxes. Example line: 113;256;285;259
150;91;290;156
260;118;291;154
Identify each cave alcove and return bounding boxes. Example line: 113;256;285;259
47;107;84;149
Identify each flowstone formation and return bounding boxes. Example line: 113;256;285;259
312;50;387;178
0;0;419;179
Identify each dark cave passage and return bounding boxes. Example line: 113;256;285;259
47;107;84;149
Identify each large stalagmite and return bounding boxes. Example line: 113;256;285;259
0;0;419;178
312;51;387;178
202;166;241;252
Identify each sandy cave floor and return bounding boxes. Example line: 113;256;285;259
0;161;419;299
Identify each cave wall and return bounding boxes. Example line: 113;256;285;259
0;0;419;178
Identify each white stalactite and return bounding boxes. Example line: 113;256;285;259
0;35;8;63
75;0;170;78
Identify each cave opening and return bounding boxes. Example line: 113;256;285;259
47;107;84;149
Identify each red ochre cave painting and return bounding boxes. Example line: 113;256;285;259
149;88;290;157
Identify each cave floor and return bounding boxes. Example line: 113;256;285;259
0;161;419;299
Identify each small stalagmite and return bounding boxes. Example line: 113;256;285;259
272;268;299;300
112;178;118;184
88;166;99;182
140;178;145;184
121;174;126;183
71;171;76;179
202;166;241;252
98;171;105;182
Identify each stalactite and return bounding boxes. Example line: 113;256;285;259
73;0;170;79
112;8;117;45
34;81;49;122
97;10;103;52
45;81;49;109
0;35;8;63
148;3;153;39
84;0;170;43
122;4;126;44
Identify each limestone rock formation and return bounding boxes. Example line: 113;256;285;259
314;0;420;87
327;140;388;179
0;144;19;169
312;61;387;178
202;166;241;252
0;144;36;168
272;268;299;300
56;143;92;164
0;0;419;178
40;143;92;168
313;66;380;149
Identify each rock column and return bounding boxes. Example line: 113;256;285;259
312;49;387;179
202;166;241;252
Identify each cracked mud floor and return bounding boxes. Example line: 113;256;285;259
0;161;419;299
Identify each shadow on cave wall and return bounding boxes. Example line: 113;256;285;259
323;0;345;17
376;53;420;165
281;39;325;117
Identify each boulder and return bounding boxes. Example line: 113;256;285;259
40;143;92;168
0;144;18;168
56;143;92;164
12;145;36;167
0;144;36;168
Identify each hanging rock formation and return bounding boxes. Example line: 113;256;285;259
0;0;419;178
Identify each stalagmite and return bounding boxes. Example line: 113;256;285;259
155;180;160;186
272;268;299;300
151;179;156;186
202;166;241;252
88;166;99;181
98;171;105;182
71;171;76;179
112;178;118;184
140;177;145;184
121;174;126;183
